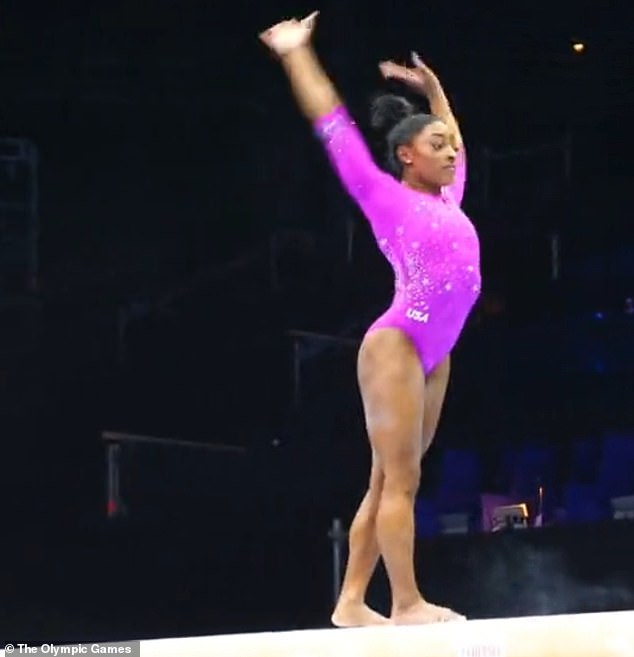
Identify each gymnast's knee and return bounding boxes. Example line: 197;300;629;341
382;460;421;500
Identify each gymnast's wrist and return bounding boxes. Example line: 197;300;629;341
280;45;314;68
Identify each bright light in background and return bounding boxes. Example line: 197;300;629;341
572;41;585;53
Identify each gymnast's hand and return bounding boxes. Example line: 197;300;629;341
259;11;319;57
378;52;442;99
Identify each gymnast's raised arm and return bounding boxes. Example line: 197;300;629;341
379;53;466;204
259;12;393;207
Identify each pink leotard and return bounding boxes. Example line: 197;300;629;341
314;106;481;375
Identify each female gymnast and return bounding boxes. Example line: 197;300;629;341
260;11;480;626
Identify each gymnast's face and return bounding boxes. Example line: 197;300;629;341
398;120;458;191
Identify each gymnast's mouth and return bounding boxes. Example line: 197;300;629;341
443;164;456;171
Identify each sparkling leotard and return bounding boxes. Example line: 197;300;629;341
314;106;481;374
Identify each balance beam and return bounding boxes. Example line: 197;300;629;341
3;612;631;656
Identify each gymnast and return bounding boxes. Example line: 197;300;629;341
260;11;480;626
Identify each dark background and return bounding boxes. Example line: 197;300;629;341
1;0;634;645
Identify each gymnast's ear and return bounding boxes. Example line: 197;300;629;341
396;143;414;166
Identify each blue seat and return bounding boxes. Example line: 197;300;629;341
434;448;482;514
568;437;601;484
563;483;607;523
431;449;482;533
510;445;558;498
414;496;440;538
596;433;634;503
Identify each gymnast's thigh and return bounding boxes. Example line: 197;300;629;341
356;327;426;470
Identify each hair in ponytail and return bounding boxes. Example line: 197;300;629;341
370;94;437;177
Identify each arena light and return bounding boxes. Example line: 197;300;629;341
492;503;529;531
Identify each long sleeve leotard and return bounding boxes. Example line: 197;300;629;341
314;105;481;374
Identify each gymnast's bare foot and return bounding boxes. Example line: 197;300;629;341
392;599;466;625
331;600;390;627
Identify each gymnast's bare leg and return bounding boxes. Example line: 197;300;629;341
332;336;461;625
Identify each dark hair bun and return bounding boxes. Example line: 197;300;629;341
370;94;414;133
